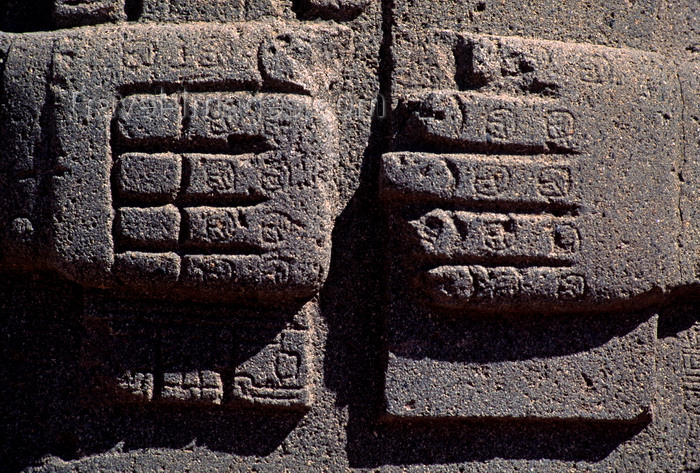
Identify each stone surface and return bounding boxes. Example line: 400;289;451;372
83;294;315;409
53;0;126;27
1;0;700;472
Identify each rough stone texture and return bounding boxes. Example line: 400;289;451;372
83;294;316;409
1;1;700;472
53;0;126;27
381;33;689;424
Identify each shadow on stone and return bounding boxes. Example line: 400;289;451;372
346;416;648;467
0;274;306;473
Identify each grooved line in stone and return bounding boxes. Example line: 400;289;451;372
684;326;700;415
380;152;580;212
85;294;315;409
103;90;335;294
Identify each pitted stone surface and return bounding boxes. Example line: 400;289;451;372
379;33;700;426
387;34;685;311
83;294;316;409
3;23;350;302
1;0;700;472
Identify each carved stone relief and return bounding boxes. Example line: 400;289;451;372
2;0;700;472
382;31;699;423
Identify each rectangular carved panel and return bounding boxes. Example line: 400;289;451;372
382;32;684;421
48;24;351;302
110;94;337;300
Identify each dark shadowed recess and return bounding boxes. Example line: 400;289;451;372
0;0;54;32
124;0;143;21
346;416;647;467
0;0;142;30
292;0;367;21
0;0;365;32
388;304;657;363
0;273;84;472
0;274;304;473
657;297;700;339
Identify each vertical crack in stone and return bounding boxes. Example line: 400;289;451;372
677;68;688;281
